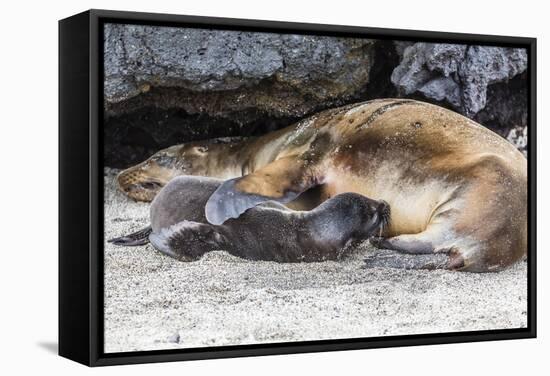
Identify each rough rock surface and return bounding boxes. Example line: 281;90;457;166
391;42;528;118
103;24;529;167
474;75;527;136
506;126;528;157
104;23;375;119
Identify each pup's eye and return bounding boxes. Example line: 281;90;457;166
150;154;175;167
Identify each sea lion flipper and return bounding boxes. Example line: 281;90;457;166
363;250;451;270
205;156;319;225
204;178;285;225
369;235;435;254
149;221;224;261
367;230;466;270
108;226;152;246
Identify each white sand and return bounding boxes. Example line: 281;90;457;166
103;168;527;353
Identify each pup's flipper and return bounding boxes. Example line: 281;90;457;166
149;221;224;261
205;155;321;225
108;226;152;246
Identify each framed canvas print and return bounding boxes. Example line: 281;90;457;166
59;9;536;366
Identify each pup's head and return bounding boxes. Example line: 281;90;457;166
331;193;391;239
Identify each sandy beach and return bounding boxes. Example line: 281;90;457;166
103;168;527;353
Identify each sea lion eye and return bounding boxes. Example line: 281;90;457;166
150;153;175;168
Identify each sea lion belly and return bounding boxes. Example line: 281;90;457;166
323;165;455;236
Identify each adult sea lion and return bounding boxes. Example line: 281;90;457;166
110;175;391;262
116;99;527;272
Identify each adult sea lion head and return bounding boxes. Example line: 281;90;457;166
117;137;247;202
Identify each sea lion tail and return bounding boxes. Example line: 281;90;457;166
108;226;152;246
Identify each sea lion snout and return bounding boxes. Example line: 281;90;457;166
123;181;164;202
117;152;183;201
326;193;390;240
367;199;390;236
377;200;391;229
117;167;170;202
351;195;391;238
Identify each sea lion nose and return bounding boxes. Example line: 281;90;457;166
117;171;132;192
377;200;391;223
378;200;390;213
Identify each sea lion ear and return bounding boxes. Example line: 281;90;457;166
205;155;319;225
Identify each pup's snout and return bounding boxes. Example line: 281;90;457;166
377;200;391;226
377;200;390;214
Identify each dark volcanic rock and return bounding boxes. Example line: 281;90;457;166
103;23;376;167
391;42;528;119
474;74;527;136
506;125;528;157
104;23;376;120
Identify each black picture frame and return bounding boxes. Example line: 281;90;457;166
59;9;537;367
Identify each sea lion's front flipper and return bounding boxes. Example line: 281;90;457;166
363;250;451;270
205;155;321;225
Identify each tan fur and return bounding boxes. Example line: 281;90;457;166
118;99;527;271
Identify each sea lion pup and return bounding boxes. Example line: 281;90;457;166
110;176;390;262
109;176;221;246
117;99;527;272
